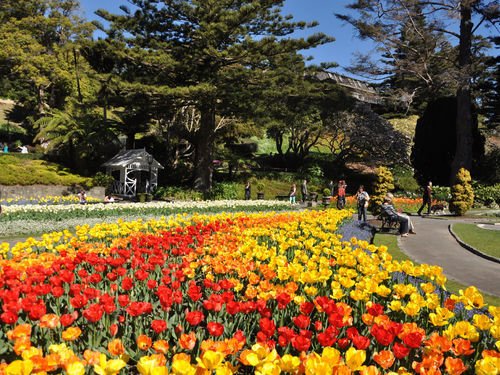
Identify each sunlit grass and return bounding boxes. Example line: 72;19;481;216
451;223;500;258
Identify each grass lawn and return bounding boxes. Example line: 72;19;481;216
451;223;500;259
373;232;500;306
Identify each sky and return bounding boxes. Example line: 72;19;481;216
78;0;375;78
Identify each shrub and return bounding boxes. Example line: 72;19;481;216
392;166;419;195
92;172;115;188
449;168;474;216
473;183;500;207
322;188;331;196
370;166;394;213
305;164;324;185
432;186;451;202
154;186;203;201
208;182;239;200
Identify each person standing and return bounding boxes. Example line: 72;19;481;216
355;185;369;222
417;181;433;216
337;179;347;209
301;179;308;203
244;181;251;200
289;183;297;204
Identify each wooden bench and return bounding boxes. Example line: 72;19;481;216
377;212;399;232
275;195;290;201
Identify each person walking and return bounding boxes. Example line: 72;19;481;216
301;179;308;203
244;181;251;200
417;181;432;216
289;183;297;204
355;185;369;222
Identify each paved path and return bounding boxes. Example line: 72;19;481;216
396;215;500;297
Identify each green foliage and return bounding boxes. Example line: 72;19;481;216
371;166;395;212
449;168;474;216
305;164;324;186
256;182;265;193
154;186;203;201
322;188;331;196
432;186;451;202
0;154;90;186
387;116;418;138
392;165;419;195
473;183;500;207
208;183;239;200
92;172;114;188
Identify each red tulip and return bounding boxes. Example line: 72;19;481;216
207;322;224;337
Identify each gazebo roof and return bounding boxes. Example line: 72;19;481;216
102;149;164;170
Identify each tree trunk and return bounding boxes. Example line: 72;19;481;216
193;105;216;192
450;0;475;183
126;133;136;149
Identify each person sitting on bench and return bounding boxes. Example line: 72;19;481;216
380;193;416;237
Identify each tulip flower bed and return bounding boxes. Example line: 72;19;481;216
0;195;101;206
0;200;292;222
343;196;428;213
0;210;498;374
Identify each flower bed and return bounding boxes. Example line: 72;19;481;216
0;195;101;206
343;196;434;213
0;210;498;374
0;200;293;222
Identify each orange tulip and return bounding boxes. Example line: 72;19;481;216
373;350;395;370
153;340;170;354
108;338;125;356
444;357;467;375
44;353;61;372
7;324;32;341
179;332;197;350
452;338;475;356
424;332;452;356
137;334;153;351
13;336;32;355
62;327;82;341
39;314;60;329
84;350;101;365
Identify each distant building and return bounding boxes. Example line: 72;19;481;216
315;71;382;105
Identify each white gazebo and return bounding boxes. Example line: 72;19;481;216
102;149;163;198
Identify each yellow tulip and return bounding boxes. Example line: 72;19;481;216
345;347;366;371
171;358;196;375
94;354;127;375
66;361;86;375
278;354;300;372
473;314;493;331
137;355;167;375
5;360;34;375
196;350;225;370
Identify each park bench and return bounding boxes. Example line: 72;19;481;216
377;211;399;232
275;195;290;201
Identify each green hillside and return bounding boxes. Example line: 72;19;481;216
0;154;90;186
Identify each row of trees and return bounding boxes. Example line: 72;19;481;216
0;0;498;190
338;0;499;183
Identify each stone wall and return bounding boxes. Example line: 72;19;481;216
0;185;105;200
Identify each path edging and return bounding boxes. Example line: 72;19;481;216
448;224;500;264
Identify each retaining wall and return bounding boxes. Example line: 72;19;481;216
0;185;105;199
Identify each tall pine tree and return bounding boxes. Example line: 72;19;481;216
93;0;333;191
